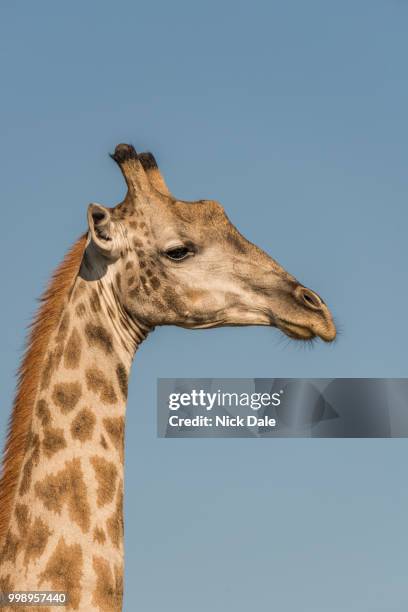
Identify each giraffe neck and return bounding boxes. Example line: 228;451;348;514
0;265;150;611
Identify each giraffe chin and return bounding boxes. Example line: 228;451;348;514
277;321;316;341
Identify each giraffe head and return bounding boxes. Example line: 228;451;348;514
85;144;336;342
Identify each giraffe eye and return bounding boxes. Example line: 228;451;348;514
165;246;191;261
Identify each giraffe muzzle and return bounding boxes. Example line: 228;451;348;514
274;284;336;342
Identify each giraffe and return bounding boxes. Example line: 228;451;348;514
0;144;336;611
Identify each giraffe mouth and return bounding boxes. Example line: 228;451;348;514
276;318;336;342
277;320;316;340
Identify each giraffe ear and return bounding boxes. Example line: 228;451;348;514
87;203;121;258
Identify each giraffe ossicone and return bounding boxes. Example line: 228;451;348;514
0;143;336;611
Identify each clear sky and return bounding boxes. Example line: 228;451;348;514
1;1;408;610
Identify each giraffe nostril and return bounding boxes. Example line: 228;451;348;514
303;292;317;306
296;286;323;310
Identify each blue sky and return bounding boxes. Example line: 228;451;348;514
1;1;408;610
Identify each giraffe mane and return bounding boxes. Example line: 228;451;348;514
0;234;87;545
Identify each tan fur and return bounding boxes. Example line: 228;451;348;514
0;235;87;546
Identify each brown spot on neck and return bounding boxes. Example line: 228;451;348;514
76;302;86;318
0;530;19;564
71;408;96;442
38;537;83;609
36;399;51;426
15;503;29;537
115;363;128;401
64;327;82;369
90;288;102;313
24;516;52;567
86;368;117;404
91;456;118;508
35;458;91;533
42;426;67;458
103;417;125;462
85;322;114;354
92;555;123;612
52;381;82;414
19;433;40;496
106;482;123;549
